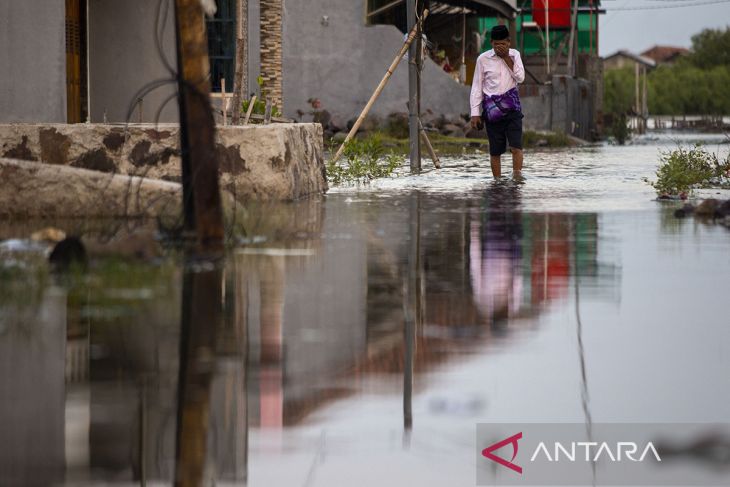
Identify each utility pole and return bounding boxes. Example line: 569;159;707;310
407;0;421;173
173;0;225;253
231;0;248;125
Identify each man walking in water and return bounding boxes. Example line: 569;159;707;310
470;25;525;178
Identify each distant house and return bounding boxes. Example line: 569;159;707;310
602;50;656;71
640;45;689;66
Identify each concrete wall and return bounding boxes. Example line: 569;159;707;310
88;0;179;123
282;0;471;123
0;0;67;123
0;123;327;201
520;83;552;133
520;76;595;140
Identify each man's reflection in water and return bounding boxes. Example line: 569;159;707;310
470;181;523;335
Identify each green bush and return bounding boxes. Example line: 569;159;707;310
241;98;281;118
327;134;403;185
240;75;282;119
611;113;630;145
647;144;730;195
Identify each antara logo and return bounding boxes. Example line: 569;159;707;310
481;432;662;474
482;432;524;474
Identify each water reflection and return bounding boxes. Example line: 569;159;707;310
0;187;660;486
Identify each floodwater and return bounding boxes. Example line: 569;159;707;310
1;133;730;486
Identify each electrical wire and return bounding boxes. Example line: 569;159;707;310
605;0;730;10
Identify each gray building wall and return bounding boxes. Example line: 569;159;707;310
247;0;261;99
0;0;67;123
282;0;471;123
88;0;179;123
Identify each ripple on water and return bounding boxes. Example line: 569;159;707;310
329;136;729;213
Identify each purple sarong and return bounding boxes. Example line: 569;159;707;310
482;87;522;124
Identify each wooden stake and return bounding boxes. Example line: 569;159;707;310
264;98;273;124
418;120;440;169
243;95;256;124
330;9;429;165
221;78;227;126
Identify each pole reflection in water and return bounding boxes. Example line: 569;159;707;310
174;264;221;487
403;192;421;439
174;258;248;487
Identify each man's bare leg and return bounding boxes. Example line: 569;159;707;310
511;148;524;177
490;155;502;178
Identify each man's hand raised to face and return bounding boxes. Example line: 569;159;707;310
493;41;510;58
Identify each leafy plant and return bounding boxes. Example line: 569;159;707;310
647;144;730;195
240;75;282;118
327;134;403;185
611;113;630;145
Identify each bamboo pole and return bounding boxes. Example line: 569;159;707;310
330;9;429;164
418;120;440;169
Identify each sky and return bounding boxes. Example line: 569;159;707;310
599;0;730;56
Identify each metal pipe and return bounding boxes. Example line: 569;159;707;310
567;0;579;77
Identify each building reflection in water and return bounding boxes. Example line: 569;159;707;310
0;189;619;485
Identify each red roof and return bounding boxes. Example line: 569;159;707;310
640;45;690;64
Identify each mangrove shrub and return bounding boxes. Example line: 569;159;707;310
648;144;730;195
327;135;403;185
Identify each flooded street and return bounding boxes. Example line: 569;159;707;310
2;135;730;486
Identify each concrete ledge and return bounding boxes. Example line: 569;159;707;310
0;157;182;218
0;123;327;201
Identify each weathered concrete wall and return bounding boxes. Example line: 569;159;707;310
520;84;552;133
0;1;67;123
0;123;326;201
520;76;595;140
88;0;179;123
281;0;471;123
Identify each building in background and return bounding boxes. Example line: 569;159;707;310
640;45;689;66
603;50;656;72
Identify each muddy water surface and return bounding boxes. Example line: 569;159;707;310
1;134;729;486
